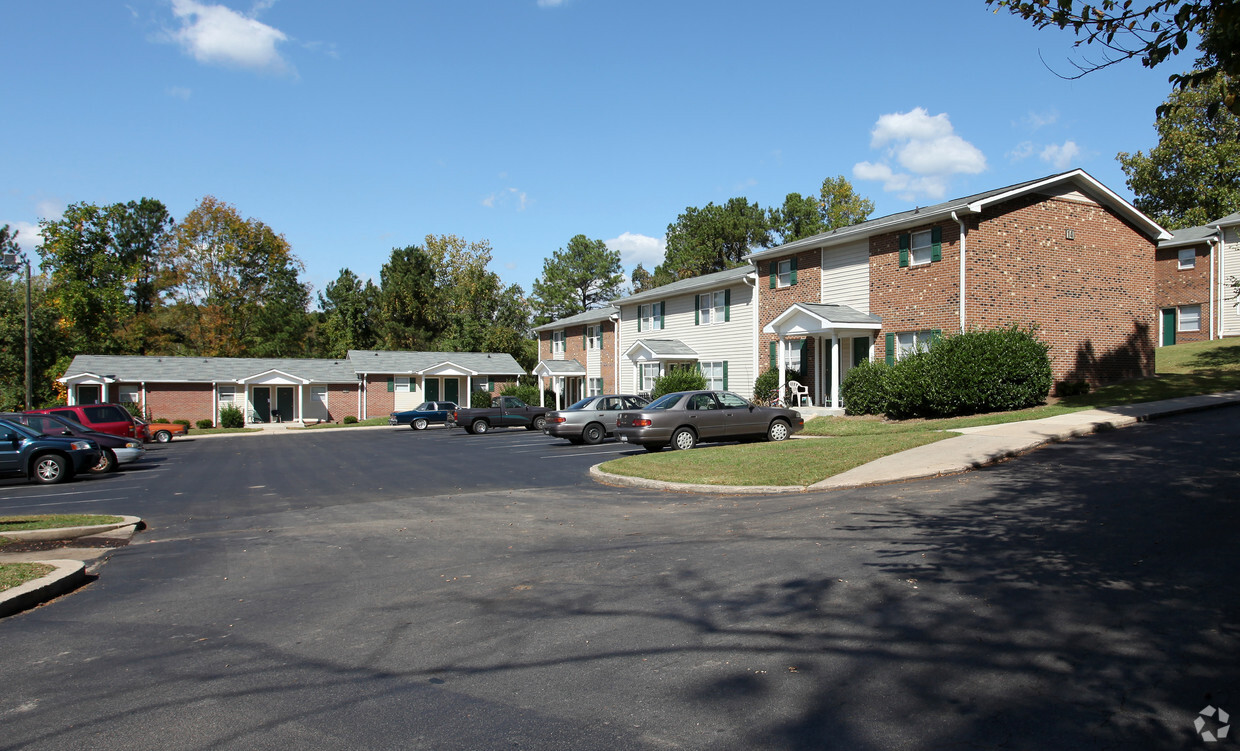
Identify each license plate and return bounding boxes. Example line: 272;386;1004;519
618;435;628;443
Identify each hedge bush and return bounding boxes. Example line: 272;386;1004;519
173;419;191;427
195;419;213;430
470;389;492;408
343;415;358;424
840;360;889;416
752;368;805;405
501;384;541;406
219;404;244;429
651;367;707;399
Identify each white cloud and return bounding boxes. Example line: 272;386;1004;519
537;0;566;6
1020;109;1059;130
1007;141;1035;161
1040;140;1081;170
167;85;192;99
169;0;292;74
852;108;986;201
2;221;45;254
606;232;665;268
482;187;530;211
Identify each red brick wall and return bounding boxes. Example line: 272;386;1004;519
365;374;395;418
324;383;359;422
1155;243;1211;344
539;331;552;361
758;248;822;382
870;195;1157;385
600;319;617;391
146;383;215;423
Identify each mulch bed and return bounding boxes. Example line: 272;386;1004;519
0;538;130;554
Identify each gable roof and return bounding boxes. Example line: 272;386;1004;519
533;359;587;376
748;169;1172;261
613;264;755;306
624;338;700;360
346;350;525;375
532;306;618;333
1211;211;1240;227
1158;224;1222;249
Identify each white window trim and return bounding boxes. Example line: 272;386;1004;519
311;385;328;406
552;330;566;355
895;330;934;360
640;302;664;331
910;230;933;266
587;377;603;396
777;259;793;288
700;361;725;390
639;362;661;392
587;325;600;350
394;376;412;393
1178;248;1196;270
698;291;726;325
1178;304;1201;332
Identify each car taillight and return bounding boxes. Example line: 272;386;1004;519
633;419;653;427
548;417;566;424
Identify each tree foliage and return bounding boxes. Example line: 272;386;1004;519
530;234;624;324
660;197;772;279
318;268;381;357
1119;75;1240;228
986;0;1240;117
818;175;876;231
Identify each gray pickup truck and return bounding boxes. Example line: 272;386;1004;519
448;396;550;434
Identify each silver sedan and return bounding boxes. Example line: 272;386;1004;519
543;394;649;445
614;390;804;452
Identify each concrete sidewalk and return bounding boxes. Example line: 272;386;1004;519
592;390;1240;494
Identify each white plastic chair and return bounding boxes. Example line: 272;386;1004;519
786;380;812;407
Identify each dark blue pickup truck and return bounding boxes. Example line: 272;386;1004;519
0;417;101;484
448;396;550;434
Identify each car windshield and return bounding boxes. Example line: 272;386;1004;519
415;403;432;411
645;393;685;410
566;398;594;410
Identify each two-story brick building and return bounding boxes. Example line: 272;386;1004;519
532;306;619;408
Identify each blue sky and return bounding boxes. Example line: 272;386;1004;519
1;1;1182;301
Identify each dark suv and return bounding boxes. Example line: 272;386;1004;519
2;412;144;474
27;403;139;439
0;417;101;484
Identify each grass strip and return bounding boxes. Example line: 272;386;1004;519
288;417;391;430
0;563;55;593
191;427;264;435
0;514;124;532
602;432;957;487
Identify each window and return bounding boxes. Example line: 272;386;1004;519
588;377;603;396
697;291;729;325
639;362;661;392
887;330;939;363
718;392;749;409
899;227;942;267
311;386;327;405
778;259;793;287
551;330;566;355
639;302;664;331
910;230;933;266
699;361;726;391
118;386;140;404
1179;305;1201;332
586;325;601;350
394;376;412;392
1178;248;1196;270
218;386;236;409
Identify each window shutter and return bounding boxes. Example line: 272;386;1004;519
931;226;942;262
799;339;809;375
898;234;910;268
724;289;731;322
582;329;587;348
637;307;642;332
769;341;777;370
790;256;798;285
769;261;776;288
386;378;394;392
695;295;701;326
931;329;942;343
658;302;665;330
722;361;729;390
885;333;895;365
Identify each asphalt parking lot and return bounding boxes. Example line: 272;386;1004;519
1;411;1237;750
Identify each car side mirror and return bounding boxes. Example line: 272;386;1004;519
62;429;73;436
0;431;16;442
749;405;755;411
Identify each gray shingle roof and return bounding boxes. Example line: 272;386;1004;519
532;306;618;333
796;303;883;325
1211;211;1240;226
613;265;755;306
534;359;586;375
627;338;699;358
1159;224;1221;248
63;350;526;383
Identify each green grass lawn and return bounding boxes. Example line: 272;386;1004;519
0;514;123;532
600;338;1240;487
0;563;55;593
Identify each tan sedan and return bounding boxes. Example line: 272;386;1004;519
614;390;804;452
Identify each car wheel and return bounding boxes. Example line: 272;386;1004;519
32;454;70;484
154;430;172;443
412;418;428;431
582;423;604;445
471;419;489;434
90;448;117;474
767;419;791;442
642;443;665;453
529;416;547;431
670;427;697;451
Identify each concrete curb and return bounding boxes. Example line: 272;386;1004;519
0;560;88;618
1;515;143;542
591;391;1240;495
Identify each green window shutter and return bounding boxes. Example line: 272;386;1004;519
658;302;665;330
722;361;729;391
798;339;809;375
790;256;798;285
582;329;587;348
898;234;910;268
695;295;701;326
885;333;895;365
386;378;394;392
637;308;642;332
769;341;777;370
724;289;731;322
931;226;942;262
931;329;942;344
600;328;605;350
769;261;776;288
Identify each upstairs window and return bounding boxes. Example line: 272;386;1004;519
1178;248;1196;270
899;227;942;267
552;330;566;355
639;302;664;331
696;290;729;325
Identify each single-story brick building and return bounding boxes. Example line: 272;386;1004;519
58;350;526;426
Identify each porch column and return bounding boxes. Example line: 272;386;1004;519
814;336;823;407
539;375;545;407
466;376;473;406
831;334;841;409
776;334;786;400
298;383;305;425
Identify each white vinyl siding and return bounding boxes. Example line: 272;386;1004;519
1222;226;1240;336
619;282;755;398
820;239;870;312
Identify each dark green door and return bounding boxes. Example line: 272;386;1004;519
254;387;271;422
425;378;440;402
444;378;459;405
853;337;870;368
1161;309;1177;346
276;387;294;422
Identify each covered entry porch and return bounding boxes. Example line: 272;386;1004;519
234;369;330;425
533;359;586;409
765;303;882;413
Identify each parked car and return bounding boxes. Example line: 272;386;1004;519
132;416;188;443
449;396;551;434
27;403;139;440
389;401;458;430
543;394;650;445
0;417;101;484
3;412;144;474
614;390;804;452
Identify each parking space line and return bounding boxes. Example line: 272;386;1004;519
539;448;633;459
1;496;133;509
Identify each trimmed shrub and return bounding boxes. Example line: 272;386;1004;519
195;419;213;430
841;360;889;415
500;383;541;406
343;415;358;424
173;419;191;427
219;404;244;429
883;350;940;420
121;401;142;418
470;389;492;408
651;366;707;399
752;368;804;405
153;417;171;424
1055;379;1090;397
